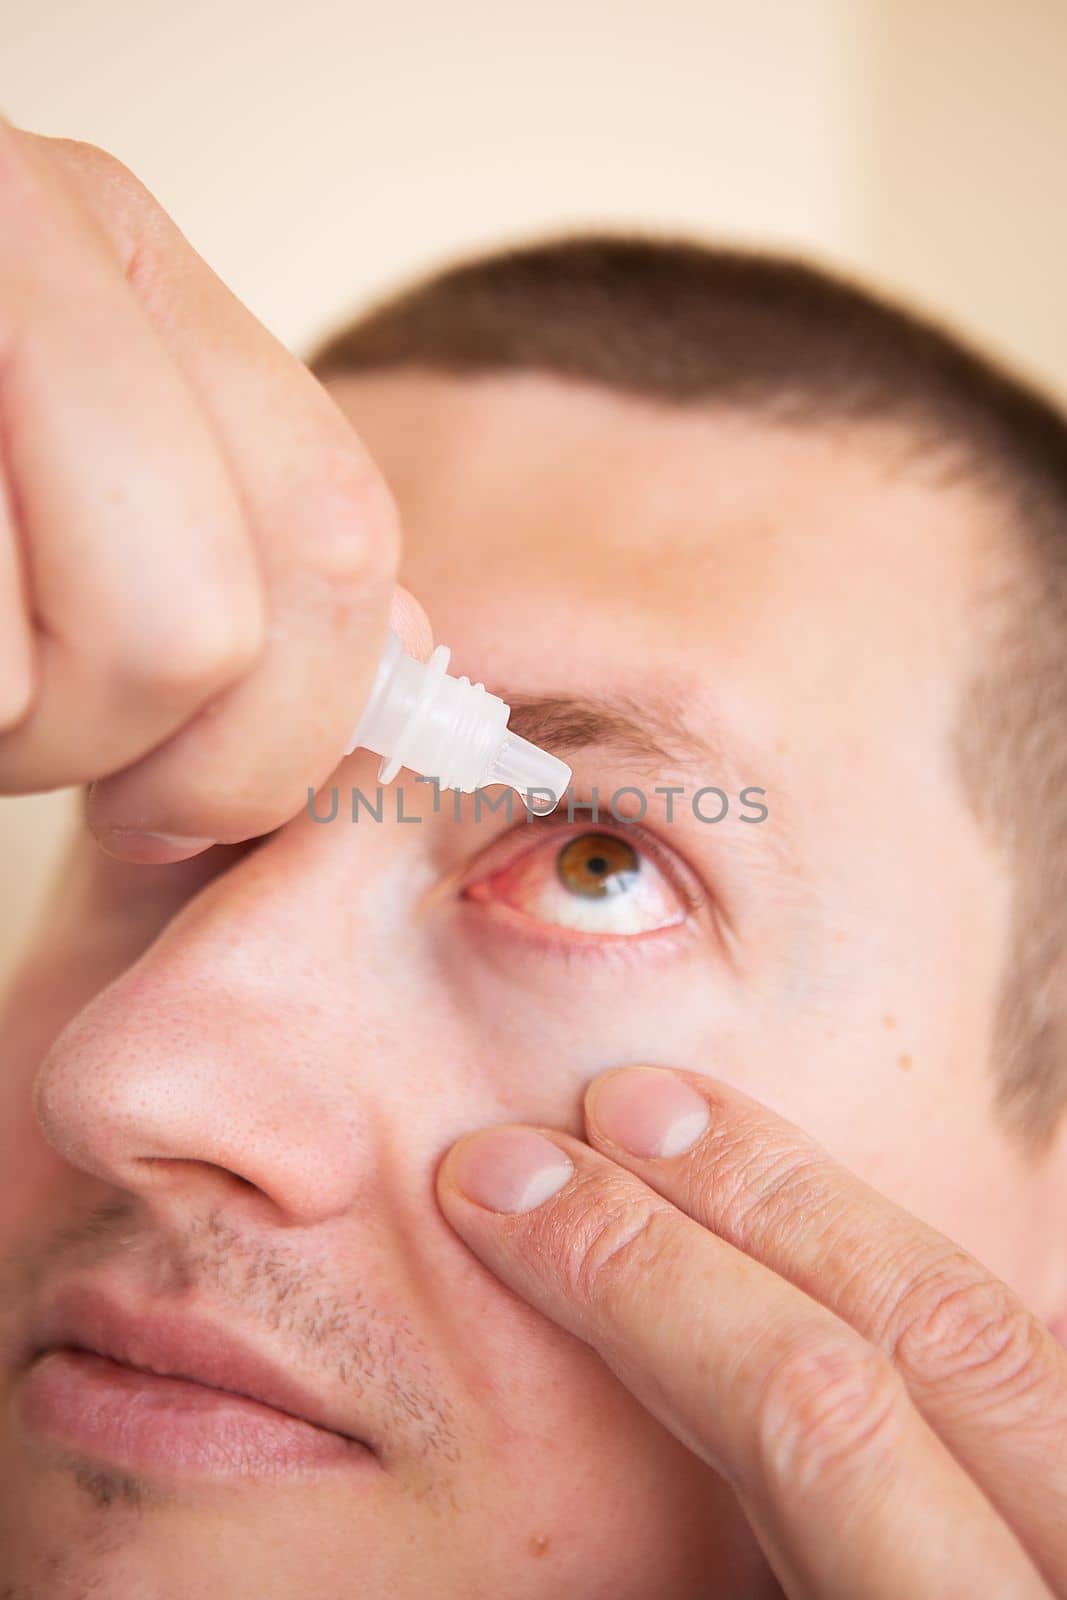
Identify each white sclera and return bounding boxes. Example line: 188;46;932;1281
346;628;572;812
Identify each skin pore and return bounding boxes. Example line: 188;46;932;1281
1;370;1065;1598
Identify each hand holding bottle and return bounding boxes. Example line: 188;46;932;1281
0;119;430;862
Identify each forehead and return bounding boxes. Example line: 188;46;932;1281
330;372;983;743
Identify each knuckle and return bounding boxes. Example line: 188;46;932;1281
38;136;154;221
295;445;401;594
687;1130;830;1255
33;135;171;282
0;130;160;282
564;1192;678;1309
40;136;137;190
892;1270;1054;1412
754;1332;906;1500
109;598;264;707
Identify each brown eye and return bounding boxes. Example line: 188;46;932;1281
556;833;640;899
466;823;688;938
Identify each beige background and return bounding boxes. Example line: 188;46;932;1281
3;0;1066;973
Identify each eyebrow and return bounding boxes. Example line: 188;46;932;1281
500;691;739;781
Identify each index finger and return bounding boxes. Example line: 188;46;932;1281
578;1066;1067;1592
437;1123;1046;1600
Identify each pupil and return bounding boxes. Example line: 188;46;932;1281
586;856;609;877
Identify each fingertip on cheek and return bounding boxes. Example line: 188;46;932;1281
585;1066;711;1159
440;1126;575;1216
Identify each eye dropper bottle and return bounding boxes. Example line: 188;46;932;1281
344;628;572;813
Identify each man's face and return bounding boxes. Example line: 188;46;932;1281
0;372;1060;1597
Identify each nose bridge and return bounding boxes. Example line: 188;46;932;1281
34;824;416;1223
151;833;399;1028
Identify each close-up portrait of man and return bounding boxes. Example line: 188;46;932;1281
2;4;1067;1597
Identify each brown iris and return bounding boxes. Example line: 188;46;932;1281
556;833;640;899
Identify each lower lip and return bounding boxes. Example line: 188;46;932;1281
19;1349;372;1479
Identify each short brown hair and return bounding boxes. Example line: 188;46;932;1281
311;233;1067;1145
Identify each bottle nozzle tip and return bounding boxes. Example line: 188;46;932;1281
486;731;572;814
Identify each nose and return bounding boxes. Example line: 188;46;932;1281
34;823;408;1227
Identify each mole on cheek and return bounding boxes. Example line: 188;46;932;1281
528;1533;551;1558
898;1052;913;1071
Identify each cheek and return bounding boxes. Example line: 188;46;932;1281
433;894;1046;1309
426;1238;747;1586
0;961;84;1233
726;991;1052;1302
435;922;736;1123
0;870;192;1256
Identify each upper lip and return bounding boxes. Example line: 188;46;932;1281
28;1285;372;1451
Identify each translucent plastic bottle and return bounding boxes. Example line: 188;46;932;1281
345;628;572;812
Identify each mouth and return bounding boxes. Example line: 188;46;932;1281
17;1286;378;1481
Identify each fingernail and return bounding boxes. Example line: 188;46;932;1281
96;829;215;864
587;1067;710;1159
448;1127;575;1214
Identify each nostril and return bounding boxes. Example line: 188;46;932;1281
139;1157;265;1201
